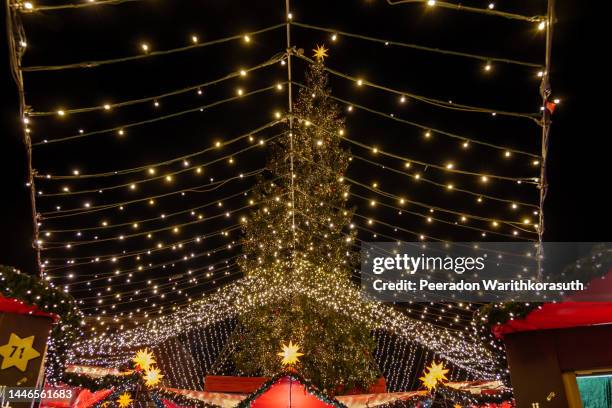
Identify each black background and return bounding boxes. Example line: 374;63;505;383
0;0;607;288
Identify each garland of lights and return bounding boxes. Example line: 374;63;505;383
235;372;348;408
0;265;83;381
7;0;555;391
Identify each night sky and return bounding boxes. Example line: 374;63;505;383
0;0;607;320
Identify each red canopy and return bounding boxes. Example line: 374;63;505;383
0;293;60;322
493;302;612;338
250;376;335;408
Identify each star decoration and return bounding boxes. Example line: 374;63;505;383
312;44;329;62
116;392;132;408
419;360;449;391
132;348;155;371
0;333;41;372
277;341;304;366
144;366;164;387
427;360;449;383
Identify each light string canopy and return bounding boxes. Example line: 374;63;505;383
7;0;554;389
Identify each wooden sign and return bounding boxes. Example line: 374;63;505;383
0;312;54;408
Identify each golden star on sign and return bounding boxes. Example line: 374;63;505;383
277;341;304;366
0;333;41;372
116;392;133;408
312;44;329;62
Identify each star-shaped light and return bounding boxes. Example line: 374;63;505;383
312;45;329;62
419;360;449;391
132;348;155;371
144;366;164;387
277;341;304;366
116;392;132;408
419;371;438;391
427;361;449;383
0;333;41;372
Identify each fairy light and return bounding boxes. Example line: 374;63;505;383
15;3;547;386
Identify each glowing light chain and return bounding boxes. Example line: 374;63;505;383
21;23;286;72
34;84;286;145
30;55;286;117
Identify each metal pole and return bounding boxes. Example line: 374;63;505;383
537;0;554;278
5;0;42;276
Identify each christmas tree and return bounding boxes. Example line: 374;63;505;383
232;58;380;392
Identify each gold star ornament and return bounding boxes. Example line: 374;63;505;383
144;366;164;387
277;341;304;366
0;333;41;372
116;392;133;408
132;348;155;371
419;360;449;391
312;45;329;62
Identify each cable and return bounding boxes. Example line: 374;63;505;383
21;23;286;72
34;84;284;145
38;121;282;179
29;54;286;116
385;0;545;23
41;168;265;218
17;0;143;12
295;53;540;122
350;154;539;209
291;21;542;68
39;133;281;196
292;83;542;158
42;183;268;233
296;117;538;183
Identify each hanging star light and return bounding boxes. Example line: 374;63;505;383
116;392;133;408
312;44;329;62
277;341;304;366
132;348;155;371
144;366;164;387
427;360;449;383
419;360;449;391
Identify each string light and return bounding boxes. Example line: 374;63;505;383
10;1;549;389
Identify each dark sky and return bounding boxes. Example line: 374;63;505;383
0;0;607;318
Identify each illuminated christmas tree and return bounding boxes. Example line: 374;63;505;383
233;56;380;392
